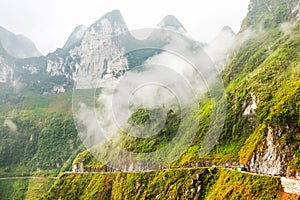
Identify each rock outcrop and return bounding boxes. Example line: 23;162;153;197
281;177;300;195
250;126;292;176
46;10;129;89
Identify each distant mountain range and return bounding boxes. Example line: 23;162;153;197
0;26;42;58
1;0;300;198
0;9;235;93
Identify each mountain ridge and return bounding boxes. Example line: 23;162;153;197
1;1;300;198
157;15;187;33
0;26;42;58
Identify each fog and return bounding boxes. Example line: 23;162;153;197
71;27;230;169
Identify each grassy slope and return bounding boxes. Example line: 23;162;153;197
0;108;81;177
1;1;299;198
72;22;300;170
42;169;281;200
0;178;54;200
48;9;300;200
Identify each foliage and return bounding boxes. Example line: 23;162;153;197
0;178;54;200
0;111;81;176
42;168;281;200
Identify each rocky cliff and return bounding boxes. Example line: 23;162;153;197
46;10;129;89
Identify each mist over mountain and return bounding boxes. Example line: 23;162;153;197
1;0;300;198
204;26;236;70
157;15;187;33
0;26;42;58
63;25;88;50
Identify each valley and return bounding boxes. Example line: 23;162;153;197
0;0;300;199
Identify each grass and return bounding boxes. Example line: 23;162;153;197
42;168;281;200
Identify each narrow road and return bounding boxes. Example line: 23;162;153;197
0;176;57;180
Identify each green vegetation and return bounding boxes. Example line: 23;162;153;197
72;97;214;170
0;178;54;200
0;179;28;200
241;0;298;30
73;20;300;171
42;168;281;200
205;169;281;199
1;0;300;198
0;111;81;177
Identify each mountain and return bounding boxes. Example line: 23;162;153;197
69;0;299;176
241;0;300;30
157;15;187;33
63;25;87;50
0;26;42;58
1;1;300;198
46;9;129;88
43;0;300;198
204;26;236;70
46;10;191;89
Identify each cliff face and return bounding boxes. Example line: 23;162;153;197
250;126;292;176
0;56;13;84
46;10;129;89
210;0;300;177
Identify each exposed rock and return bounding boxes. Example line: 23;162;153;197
52;85;66;94
63;25;88;50
46;10;129;89
72;162;84;173
46;57;66;77
22;64;38;74
250;126;292;176
292;1;300;21
0;57;13;83
281;177;300;195
3;119;17;132
243;92;259;115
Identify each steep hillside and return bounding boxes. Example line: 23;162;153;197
241;0;300;30
70;0;300;178
0;0;299;198
0;111;82;177
0;178;55;200
42;168;281;200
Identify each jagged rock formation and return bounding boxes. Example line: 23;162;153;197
0;10;203;94
45;10;197;90
46;10;129;89
0;26;42;58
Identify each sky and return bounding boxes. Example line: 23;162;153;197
0;0;250;55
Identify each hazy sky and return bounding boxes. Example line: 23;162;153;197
0;0;250;55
